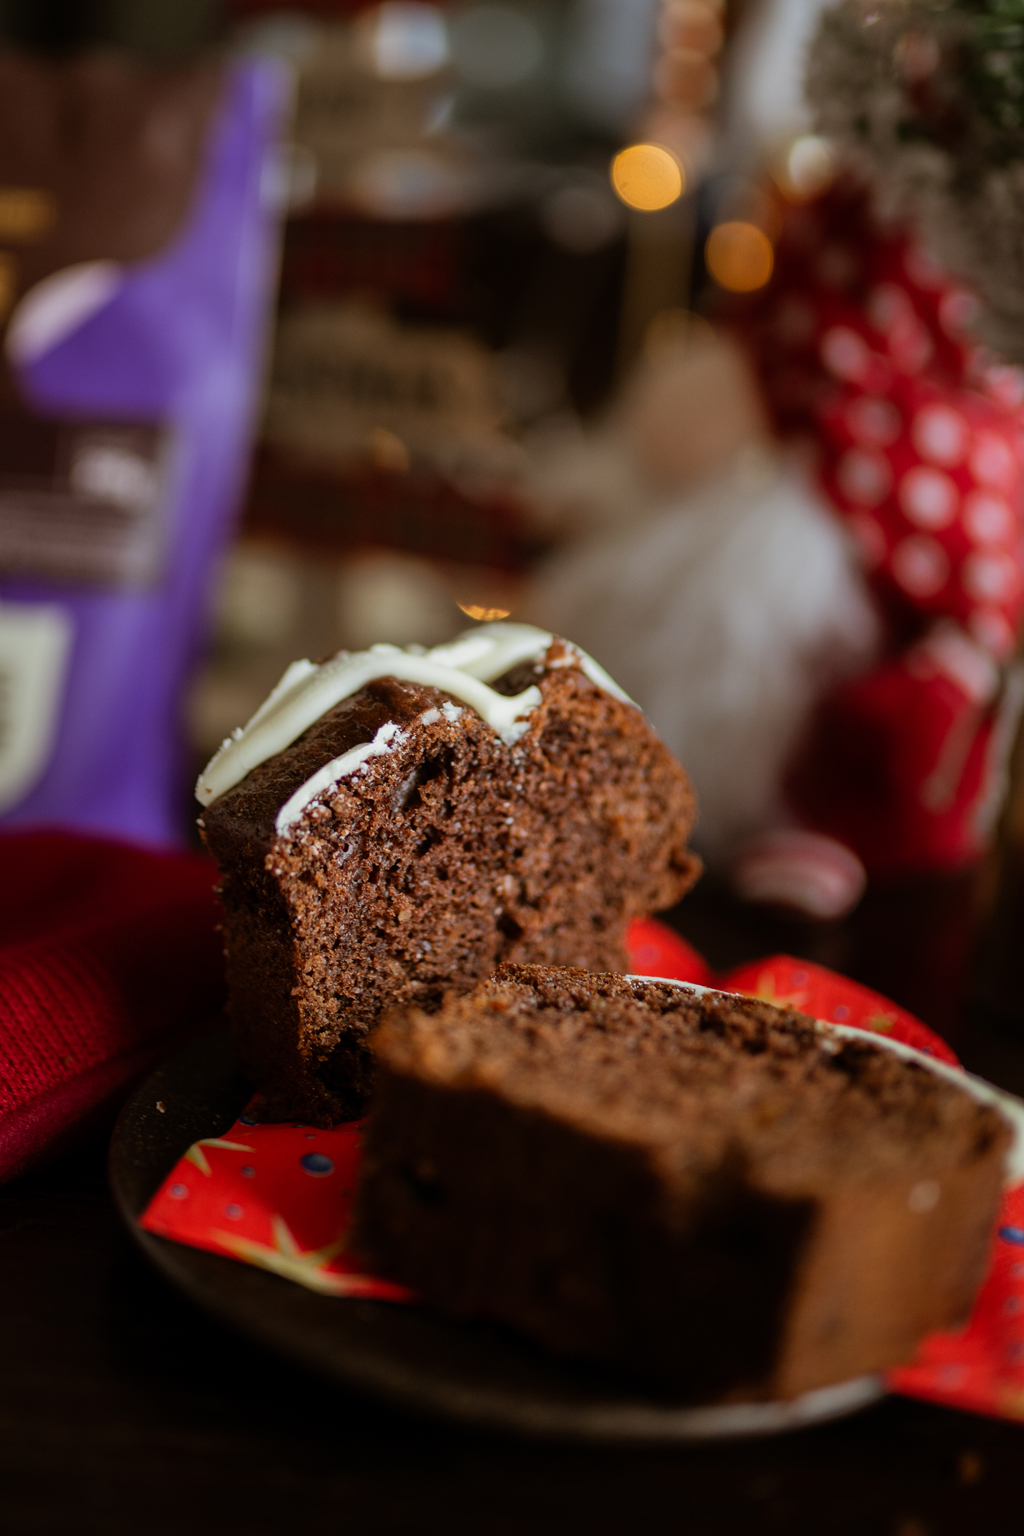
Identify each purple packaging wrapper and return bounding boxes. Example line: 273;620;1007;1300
0;57;288;848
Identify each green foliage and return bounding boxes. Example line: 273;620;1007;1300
807;0;1024;357
963;0;1024;134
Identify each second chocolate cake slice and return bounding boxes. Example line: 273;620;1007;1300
353;966;1013;1404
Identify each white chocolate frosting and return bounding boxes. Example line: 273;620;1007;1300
628;977;1024;1185
275;720;406;834
196;622;633;812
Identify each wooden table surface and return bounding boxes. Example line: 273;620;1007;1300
3;876;1024;1536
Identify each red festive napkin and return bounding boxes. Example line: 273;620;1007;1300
0;829;224;1184
139;922;711;1299
140;919;1024;1422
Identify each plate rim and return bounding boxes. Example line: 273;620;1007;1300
109;1025;885;1444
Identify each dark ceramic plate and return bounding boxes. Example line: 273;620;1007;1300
109;1026;883;1442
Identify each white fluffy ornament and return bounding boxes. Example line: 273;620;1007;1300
526;334;881;869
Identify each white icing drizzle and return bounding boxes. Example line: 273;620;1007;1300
625;977;1024;1186
196;622;633;809
549;646;632;704
275;721;405;834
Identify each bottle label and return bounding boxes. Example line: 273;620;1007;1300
0;599;73;812
0;410;173;588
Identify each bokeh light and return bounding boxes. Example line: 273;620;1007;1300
705;221;773;292
0;187;56;242
356;2;448;80
0;252;16;321
610;144;684;212
777;135;835;200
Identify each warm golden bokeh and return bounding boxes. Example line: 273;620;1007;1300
0;251;17;320
705;221;774;292
610;144;685;212
0;186;56;243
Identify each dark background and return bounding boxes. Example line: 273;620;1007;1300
0;0;222;57
5;879;1024;1536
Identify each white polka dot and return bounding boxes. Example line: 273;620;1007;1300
888;317;933;373
985;365;1024;409
867;283;912;334
969;431;1016;489
963;549;1018;603
899;466;959;529
969;607;1017;657
891;536;950;597
821;326;872;383
911;404;966;466
904;247;945;290
837;449;892;506
964;490;1014;545
846;396;901;447
848;512;887;569
939;288;980;337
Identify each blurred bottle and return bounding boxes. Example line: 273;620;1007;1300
972;697;1024;1033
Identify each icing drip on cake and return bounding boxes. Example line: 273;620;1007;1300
275;720;407;834
196;622;633;810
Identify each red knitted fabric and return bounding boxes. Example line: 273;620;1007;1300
0;830;225;1183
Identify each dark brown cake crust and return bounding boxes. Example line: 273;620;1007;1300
200;648;699;1124
353;967;1011;1403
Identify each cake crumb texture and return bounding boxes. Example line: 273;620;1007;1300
202;649;699;1123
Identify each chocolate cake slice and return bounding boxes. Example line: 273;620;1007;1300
353;966;1015;1403
197;624;699;1124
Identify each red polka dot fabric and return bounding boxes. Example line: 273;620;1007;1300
733;182;1024;875
142;921;1024;1423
